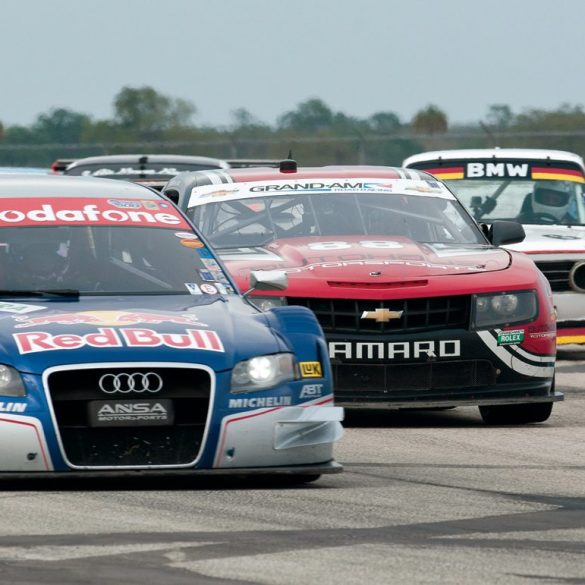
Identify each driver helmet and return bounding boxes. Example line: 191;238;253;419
531;180;573;220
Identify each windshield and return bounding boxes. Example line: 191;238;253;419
445;178;585;226
0;197;234;296
187;192;486;248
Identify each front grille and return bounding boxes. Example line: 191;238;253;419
535;261;574;292
334;360;496;396
47;366;211;467
289;296;470;334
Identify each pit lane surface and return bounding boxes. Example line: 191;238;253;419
0;352;583;585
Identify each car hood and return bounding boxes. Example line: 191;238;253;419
0;296;283;374
219;236;511;287
506;224;585;254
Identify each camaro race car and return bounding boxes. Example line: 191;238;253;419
64;154;230;191
403;149;585;346
164;161;561;424
0;174;342;478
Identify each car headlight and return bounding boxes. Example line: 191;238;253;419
0;365;26;396
231;353;298;393
249;296;287;312
473;291;537;329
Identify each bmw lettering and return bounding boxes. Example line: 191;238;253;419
168;161;560;424
0;175;342;481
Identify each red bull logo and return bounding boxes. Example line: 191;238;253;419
13;327;224;354
14;310;206;329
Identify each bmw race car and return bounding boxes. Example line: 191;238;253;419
65;154;230;192
165;161;561;425
0;174;342;479
403;149;585;346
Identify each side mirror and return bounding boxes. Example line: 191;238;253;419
248;270;288;293
489;220;526;246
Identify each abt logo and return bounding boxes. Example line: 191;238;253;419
467;162;528;178
300;384;324;399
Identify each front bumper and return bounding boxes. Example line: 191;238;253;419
554;292;585;345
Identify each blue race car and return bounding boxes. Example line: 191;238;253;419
0;175;343;480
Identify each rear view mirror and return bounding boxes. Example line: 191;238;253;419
489;221;526;246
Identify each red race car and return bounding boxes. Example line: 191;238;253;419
165;161;561;424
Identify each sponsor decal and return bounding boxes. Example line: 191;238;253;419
181;239;205;249
361;308;403;323
199;269;216;282
0;198;189;229
287;259;486;274
13;327;224;354
84;167;181;177
185;283;202;295
0;402;27;413
300;383;324;399
300;361;323;378
200;284;218;294
174;232;199;240
0;302;45;315
107;199;142;209
202;259;222;271
497;329;525;346
307;240;404;251
329;340;461;360
89;400;173;426
467;162;529;178
542;234;581;240
14;310;206;329
228;396;292;409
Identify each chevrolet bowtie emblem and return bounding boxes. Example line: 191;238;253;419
361;309;404;323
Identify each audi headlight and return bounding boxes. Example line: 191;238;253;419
0;365;26;397
250;296;287;312
473;291;537;329
231;353;298;393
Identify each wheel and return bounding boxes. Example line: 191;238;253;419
479;402;553;425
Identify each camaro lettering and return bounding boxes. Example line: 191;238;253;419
466;162;528;178
228;396;292;408
329;340;461;360
13;328;224;354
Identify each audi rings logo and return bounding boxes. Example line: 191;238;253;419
98;372;164;394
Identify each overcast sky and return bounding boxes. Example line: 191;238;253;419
2;0;584;128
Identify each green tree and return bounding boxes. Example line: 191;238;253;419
33;108;91;143
113;86;196;138
278;98;335;132
411;105;448;134
368;111;402;133
485;104;514;129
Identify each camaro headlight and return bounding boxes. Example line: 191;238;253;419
231;353;298;393
473;291;537;329
0;365;26;397
250;296;287;312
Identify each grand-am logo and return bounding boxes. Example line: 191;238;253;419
14;310;206;329
329;340;461;360
0;198;188;228
466;162;529;178
13;328;224;354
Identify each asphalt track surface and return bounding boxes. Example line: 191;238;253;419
0;350;583;585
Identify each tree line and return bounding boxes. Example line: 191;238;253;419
2;86;585;167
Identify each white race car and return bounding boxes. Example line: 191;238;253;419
404;148;585;346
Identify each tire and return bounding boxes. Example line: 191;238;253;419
479;402;553;425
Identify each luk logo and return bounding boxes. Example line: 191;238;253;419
467;162;528;178
300;362;323;378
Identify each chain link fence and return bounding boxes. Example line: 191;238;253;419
3;130;585;168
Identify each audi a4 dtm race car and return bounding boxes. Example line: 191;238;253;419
0;175;342;480
164;161;561;425
403;149;585;347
